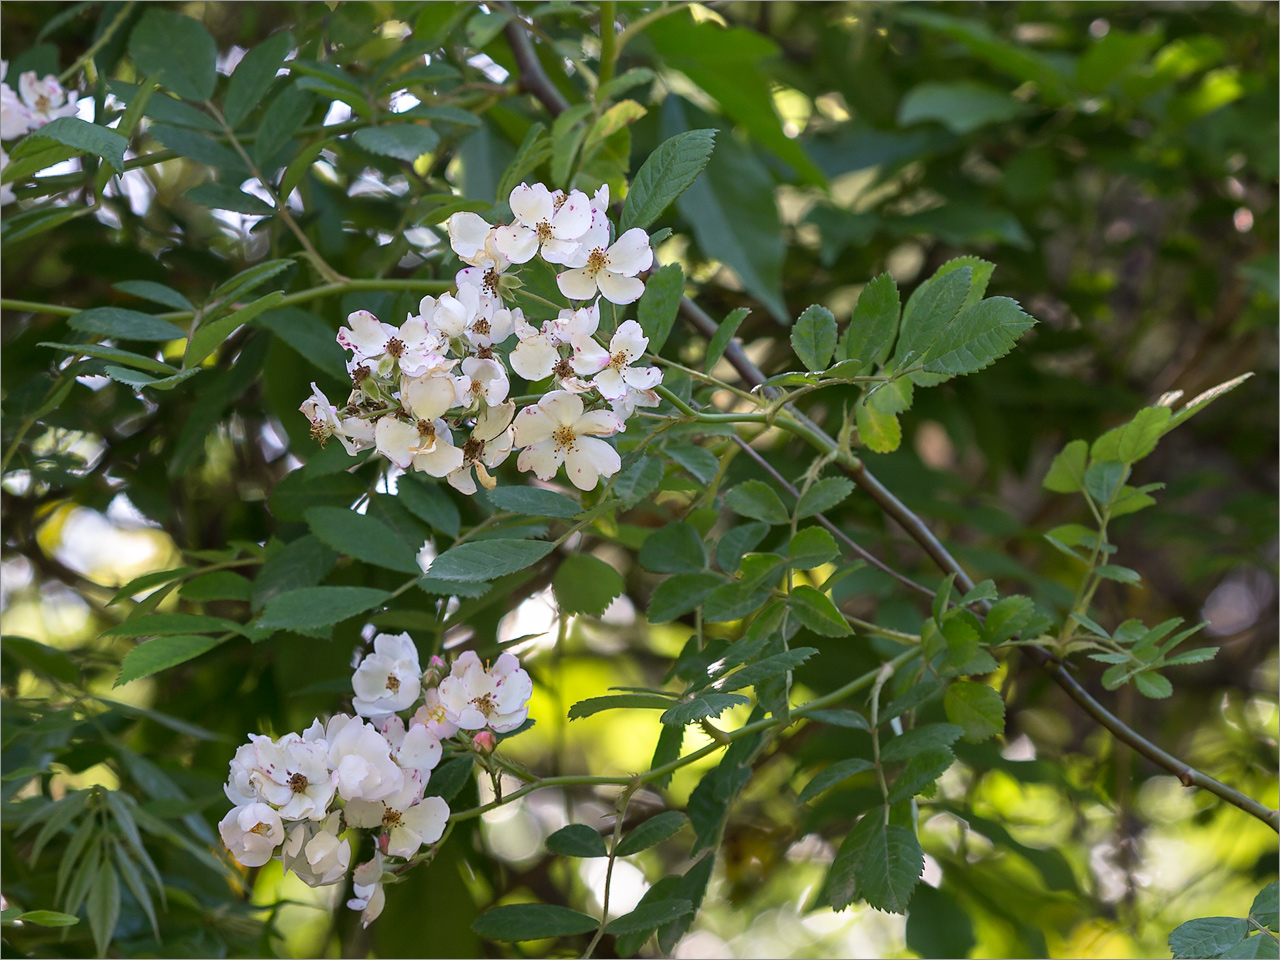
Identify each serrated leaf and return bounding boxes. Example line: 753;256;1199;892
487;485;580;518
396;476;461;537
724;480;788;525
128;8;217;102
789;585;851;636
68;307;186;342
615;811;689;857
706;307;749;370
612;455;664;505
567;694;674;720
636;262;683;356
9;117;128;174
718;647;817;691
1091;406;1171;465
886;746;954;803
716;523;769;575
843;813;924;914
856;401;901;453
428;539;555;582
798;757;874;803
796;477;854;519
605;899;693;934
256;586;391;632
1133;671;1173;699
891;266;972;369
660;693;750;726
639;522;707;574
353;124;440;162
1169;917;1251;960
879;723;964;763
115;635;224;686
553;554;624;616
472;903;599;941
983;595;1035;644
916;296;1035;382
845;273;900;366
545;824;608;858
805;708;870;729
647;572;723;623
111;280;194;312
224;30;295;127
101;613;237;638
305;506;423;574
792;304;838;371
788;527;838;568
621;128;717;231
1251;882;1278;932
943;681;1005;741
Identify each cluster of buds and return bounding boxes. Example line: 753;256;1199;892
300;182;664;493
1;60;78;206
219;636;532;927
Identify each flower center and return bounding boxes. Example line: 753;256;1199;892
608;350;630;370
249;821;272;836
552;425;578;452
462;437;485;463
468;378;485;396
469;693;496;716
382;808;402;828
586;248;608;276
310;422;330;445
352;365;371;385
535;220;553;242
482;268;500;295
288;772;309;794
553;194;568;212
35;93;51;113
386;674;401;694
386;337;405;358
417;419;436;439
475;344;494;360
552;358;575;379
472;317;490;337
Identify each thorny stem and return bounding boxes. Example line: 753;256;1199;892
581;781;635;959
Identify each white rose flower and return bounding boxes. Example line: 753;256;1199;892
411;687;460;739
219;802;285;868
512;390;623;491
393;314;452;379
446;211;494;265
281;811;351;887
300;383;375;455
352;632;423;719
456;356;510;408
556;227;653;305
1;79;32;140
508;321;562;382
455;235;514;311
570;320;664;401
469;304;519;349
17;71;77;128
493;183;592;264
337;310;400;363
325;715;404;803
437;651;534;733
412;290;474;342
248;733;335;822
0;150;14;206
224;741;260;806
347;852;387;927
346;777;450;860
373;374;463;476
609;384;662;419
545;301;601;346
447;402;515;495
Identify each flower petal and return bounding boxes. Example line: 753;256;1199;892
596;269;646;305
556;266;599;301
564;437;620;490
492;224;539;264
605;228;654;276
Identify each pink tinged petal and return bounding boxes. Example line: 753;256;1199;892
556;266;599;301
509;336;559;381
605;228;654;276
570;335;610;376
549;191;592;237
512;406;555;447
488;707;530;733
375;418;420;470
575;408;624;437
509;182;554;225
595;270;646;305
565;437;621;490
624;365;663;390
610;320;649;358
492;223;539;264
539;236;582;265
397;726;442;773
517;441;565;481
537;390;585;427
413;441;464;478
401;796;449;845
402;374;456;421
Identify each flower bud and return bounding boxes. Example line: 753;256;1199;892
498;272;524;294
472;731;497;755
422;655;447;689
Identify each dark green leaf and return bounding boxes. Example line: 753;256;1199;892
115;635;224;686
256;586;391;631
724;480;789;525
636;263;684;356
943;681;1005;741
396;475;461;537
1169;918;1251;960
10;117;128;174
68;307;186;342
647;573;723;623
917;297;1036;383
306;505;423;574
898;80;1026;134
112;280;194;312
886;746;955;803
796;477;854;519
472;904;598;941
788;585;851;636
805;708;870;729
545;824;608;858
706;307;749;370
568;694;674;720
719;648;817;692
620;128;717;231
186;290;284;366
880;723;964;763
353;124;440;162
224;31;295;128
428;539;555;582
487;485;580;518
185;182;274;216
101;613;237;638
844;273;900;367
639;522;707;574
129;9;218;102
605;899;693;935
983;595;1035;644
788;527;838;568
86;860;120;956
891;266;972;369
798;757;874;803
615;812;689;857
553;554;625;616
905;883;977;960
660;693;750;726
1251;882;1279;933
611;455;664;505
792;304;838;372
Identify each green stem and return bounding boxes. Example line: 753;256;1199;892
58;2;136;86
597;2;618;89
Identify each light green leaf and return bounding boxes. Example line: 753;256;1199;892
1134;671;1173;699
1043;439;1089;493
429;539;555;582
983;595;1035;644
620;128;717;231
917;297;1035;382
844;273;900;367
101;613;237;638
943;681;1006;741
1090;406;1172;465
788;527;838;568
129;8;218;102
856;401;901;453
792;304;838;371
892;266;972;369
636;262;683;356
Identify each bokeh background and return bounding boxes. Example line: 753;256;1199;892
1;2;1276;957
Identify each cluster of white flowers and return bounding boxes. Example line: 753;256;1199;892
0;60;78;206
300;182;663;493
219;636;533;927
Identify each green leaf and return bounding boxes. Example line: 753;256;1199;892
805;708;870;729
856;401;901;453
719;648;818;691
792;304;838;372
115;635;224;686
905;883;977;960
211;258;294;304
724;480;789;525
396;475;461;537
487;485;580;519
983;595;1035;644
612;455;665;505
423;756;474;802
86;860;120;956
353;124;440;162
716;523;769;574
185;182;274;216
39;342;178;375
892;266;972;369
620;128;717;231
256;586;391;632
1251;882;1279;933
796;477;854;519
834;812;923;914
9;116;128;174
1091;406;1172;465
788;527;838;568
109;567;192;606
845;273;900;367
472;903;599;941
10;910;80;927
1095;564;1142;585
660;693;750;726
179;570;252;602
615;812;689;857
665;445;720;485
636;263;684;356
880;723;964;763
128;8;218;102
253;86;316;167
798;758;874;803
545;824;608;858
553;554;625;617
1220;934;1280;959
1169;918;1251;960
103;365;200;392
1133;671;1173;699
605;899;693;935
101;613;237;638
2;635;79;683
112;280;194;312
429;539;555;582
639;522;707;574
186;290;284;366
1084;460;1129;506
68;307;186;342
1043;439;1089;493
306;506;423;574
943;681;1005;741
788;585;851;636
702;581;775;623
886;746;955;803
647;573;724;623
223;30;295;128
917;297;1036;382
706;307;749;370
567;694;674;720
898;81;1026;134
